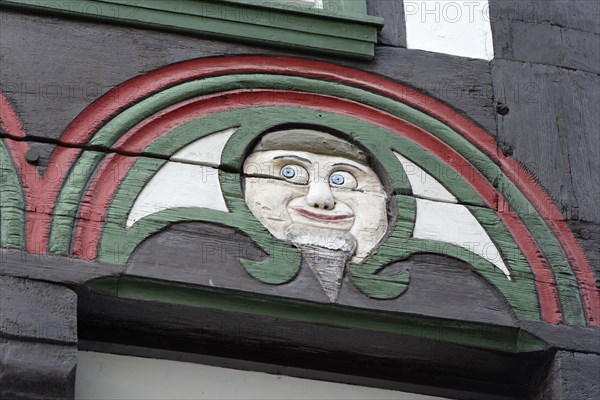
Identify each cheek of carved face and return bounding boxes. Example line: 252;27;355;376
243;150;388;262
338;190;388;262
243;177;304;241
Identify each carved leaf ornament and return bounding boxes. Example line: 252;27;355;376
1;56;598;327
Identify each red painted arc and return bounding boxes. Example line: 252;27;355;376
73;153;136;261
1;94;86;255
74;89;562;325
0;56;597;325
0;93;27;139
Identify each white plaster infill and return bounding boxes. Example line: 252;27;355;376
126;129;236;228
413;198;511;279
394;151;510;279
404;1;494;60
170;127;236;167
395;152;458;203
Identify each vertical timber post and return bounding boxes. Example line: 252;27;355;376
0;275;78;399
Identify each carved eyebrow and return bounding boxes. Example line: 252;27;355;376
332;162;366;173
273;155;313;164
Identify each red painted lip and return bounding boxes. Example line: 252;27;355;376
293;208;353;222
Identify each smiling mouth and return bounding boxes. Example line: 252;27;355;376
293;208;353;223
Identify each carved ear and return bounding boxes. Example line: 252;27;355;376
127;129;236;228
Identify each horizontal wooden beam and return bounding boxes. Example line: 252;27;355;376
0;0;383;59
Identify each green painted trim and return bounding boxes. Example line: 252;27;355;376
226;0;369;17
333;0;368;14
353;195;539;321
94;107;540;320
467;206;541;320
82;74;489;206
97;128;301;285
344;0;367;14
0;139;25;249
107;0;381;37
49;72;583;324
498;174;586;326
0;0;382;59
49;151;106;255
87;275;548;352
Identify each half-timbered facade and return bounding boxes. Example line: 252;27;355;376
1;1;598;399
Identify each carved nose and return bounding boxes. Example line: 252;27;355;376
306;182;335;210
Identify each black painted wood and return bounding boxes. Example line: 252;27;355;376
490;18;600;74
0;276;77;400
342;46;497;135
0;248;125;285
491;59;600;223
0;275;77;344
568;220;600;291
0;8;497;149
125;222;516;326
366;0;407;47
0;215;518;329
489;0;600;35
518;321;600;356
0;230;600;354
0;339;77;400
532;351;600;399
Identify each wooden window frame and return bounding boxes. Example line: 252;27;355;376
0;0;383;59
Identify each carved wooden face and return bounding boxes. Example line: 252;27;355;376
243;134;388;263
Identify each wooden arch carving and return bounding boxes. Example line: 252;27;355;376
1;56;598;327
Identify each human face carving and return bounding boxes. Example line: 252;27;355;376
243;149;388;262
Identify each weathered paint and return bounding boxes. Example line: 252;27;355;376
0;56;596;326
170;127;236;168
127;129;236;227
88;107;540;320
0;0;381;59
394;152;458;204
73;89;565;322
0;139;25;249
413;198;510;278
126;162;229;229
87;275;548;352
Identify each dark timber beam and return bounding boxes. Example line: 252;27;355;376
0;275;78;400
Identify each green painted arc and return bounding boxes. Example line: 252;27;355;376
87;276;548;353
495;174;586;325
0;139;25;249
96;108;538;320
352;195;539;321
83;74;487;205
49;151;106;255
51;73;583;324
97;125;301;284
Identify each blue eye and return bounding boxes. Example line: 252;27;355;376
280;164;309;184
328;171;357;189
282;166;296;179
330;173;345;185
